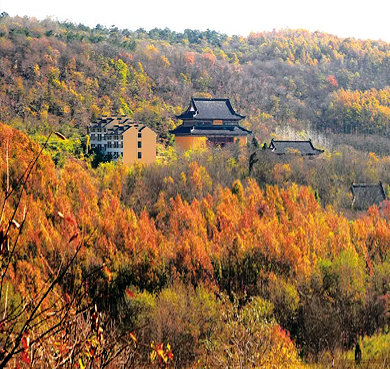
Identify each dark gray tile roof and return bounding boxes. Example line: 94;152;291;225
351;182;386;210
90;117;133;127
90;118;114;129
191;125;251;136
170;124;251;136
169;126;193;134
269;139;323;155
176;98;245;121
108;124;143;135
90;116;146;134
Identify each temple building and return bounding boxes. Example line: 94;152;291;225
89;116;156;165
170;97;251;150
268;139;324;156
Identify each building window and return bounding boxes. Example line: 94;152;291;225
138;132;142;138
138;141;142;148
138;152;142;159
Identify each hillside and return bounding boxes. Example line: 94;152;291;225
1;15;390;151
2;14;390;368
0;123;390;367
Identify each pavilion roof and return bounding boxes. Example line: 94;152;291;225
269;139;324;156
176;98;245;121
351;182;386;210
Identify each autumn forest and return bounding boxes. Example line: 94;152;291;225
1;14;390;368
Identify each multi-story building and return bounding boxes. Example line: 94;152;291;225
89;116;156;165
170;97;251;150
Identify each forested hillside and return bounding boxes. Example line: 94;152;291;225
1;123;390;367
2;14;390;369
2;14;390;146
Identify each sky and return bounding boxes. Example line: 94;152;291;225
2;0;390;42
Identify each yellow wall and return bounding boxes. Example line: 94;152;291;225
234;137;248;146
140;127;157;164
175;135;248;150
175;136;207;151
123;126;156;165
123;127;137;165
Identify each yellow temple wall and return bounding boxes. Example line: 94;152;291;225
234;137;248;145
175;136;207;151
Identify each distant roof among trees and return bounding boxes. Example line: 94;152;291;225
269;139;324;156
351;182;387;210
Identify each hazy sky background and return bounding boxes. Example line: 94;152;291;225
2;0;390;42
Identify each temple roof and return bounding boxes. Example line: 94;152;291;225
170;125;251;136
176;98;245;121
351;182;386;210
269;139;324;155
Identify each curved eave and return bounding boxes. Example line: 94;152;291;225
175;112;195;120
175;115;246;121
235;114;246;119
170;125;252;137
191;132;250;137
271;150;324;156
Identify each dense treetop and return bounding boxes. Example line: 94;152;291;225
1;123;390;366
